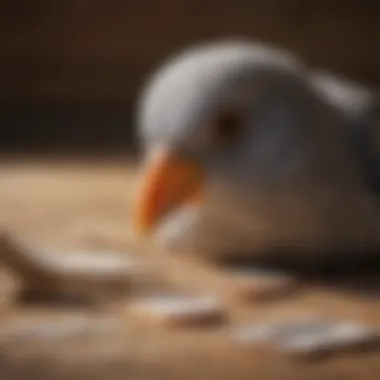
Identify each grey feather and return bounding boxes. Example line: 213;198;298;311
310;71;380;192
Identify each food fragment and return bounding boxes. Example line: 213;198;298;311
131;293;226;327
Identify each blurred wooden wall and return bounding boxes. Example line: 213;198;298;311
2;1;380;105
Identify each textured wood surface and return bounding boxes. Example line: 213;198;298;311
0;159;380;380
2;1;380;103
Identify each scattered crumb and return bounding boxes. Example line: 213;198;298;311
130;293;227;328
227;267;299;302
0;315;121;344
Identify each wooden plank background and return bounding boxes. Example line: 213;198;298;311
1;1;380;152
1;1;380;104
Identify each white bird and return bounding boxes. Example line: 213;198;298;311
132;40;380;269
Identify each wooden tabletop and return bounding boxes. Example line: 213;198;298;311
0;158;379;380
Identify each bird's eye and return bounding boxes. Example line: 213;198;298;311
212;109;243;145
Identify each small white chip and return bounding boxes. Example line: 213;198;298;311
0;315;121;344
277;322;380;357
131;293;226;327
44;250;139;276
228;267;298;302
232;316;329;346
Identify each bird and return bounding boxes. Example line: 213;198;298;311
132;40;380;271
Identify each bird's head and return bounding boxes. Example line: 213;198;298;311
132;40;375;258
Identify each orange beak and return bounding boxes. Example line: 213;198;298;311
133;149;203;235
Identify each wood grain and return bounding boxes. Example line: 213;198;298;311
0;158;379;379
2;1;380;103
